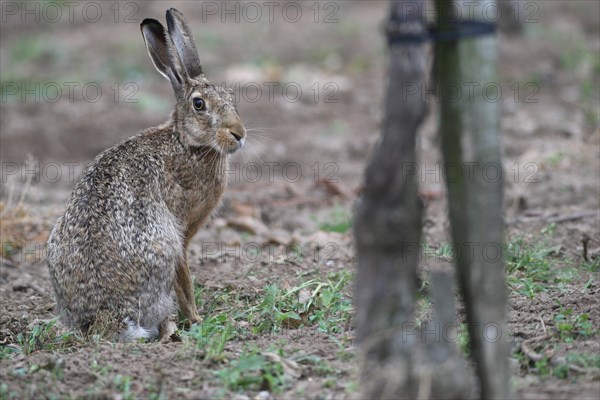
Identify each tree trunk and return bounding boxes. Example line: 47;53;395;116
354;1;427;398
498;0;525;35
434;1;512;398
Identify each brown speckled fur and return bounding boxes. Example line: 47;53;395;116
46;9;246;341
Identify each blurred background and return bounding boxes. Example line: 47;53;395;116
1;1;382;163
1;1;598;202
1;1;598;208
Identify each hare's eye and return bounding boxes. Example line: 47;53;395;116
193;97;205;111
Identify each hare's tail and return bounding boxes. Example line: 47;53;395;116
120;317;159;342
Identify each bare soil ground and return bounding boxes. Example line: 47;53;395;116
1;1;599;399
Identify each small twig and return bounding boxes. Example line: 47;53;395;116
582;234;591;262
546;211;598;224
284;258;303;267
520;334;553;362
548;359;593;375
523;334;551;343
539;316;547;335
269;198;331;207
508;210;600;225
566;363;587;374
521;342;544;362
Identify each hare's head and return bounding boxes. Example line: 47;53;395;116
141;9;246;154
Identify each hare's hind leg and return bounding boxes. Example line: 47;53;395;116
175;256;202;324
120;317;159;342
119;289;174;342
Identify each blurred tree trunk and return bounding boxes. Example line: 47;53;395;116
498;0;525;35
356;0;512;397
354;1;426;397
354;0;475;384
434;0;512;398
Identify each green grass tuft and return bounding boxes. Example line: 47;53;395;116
217;348;287;393
318;207;352;233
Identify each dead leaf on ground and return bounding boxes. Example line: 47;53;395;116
263;352;302;380
262;229;292;246
227;216;269;236
298;289;311;305
315;179;352;198
231;201;259;217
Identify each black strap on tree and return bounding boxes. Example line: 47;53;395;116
385;15;496;45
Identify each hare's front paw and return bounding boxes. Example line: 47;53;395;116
190;314;203;324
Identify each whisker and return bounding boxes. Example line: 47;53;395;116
245;126;274;132
242;145;265;166
247;134;277;146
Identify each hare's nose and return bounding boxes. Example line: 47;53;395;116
230;130;244;142
228;123;246;146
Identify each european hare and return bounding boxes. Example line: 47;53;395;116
47;8;246;341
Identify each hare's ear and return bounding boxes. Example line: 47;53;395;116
166;8;203;79
140;18;183;89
